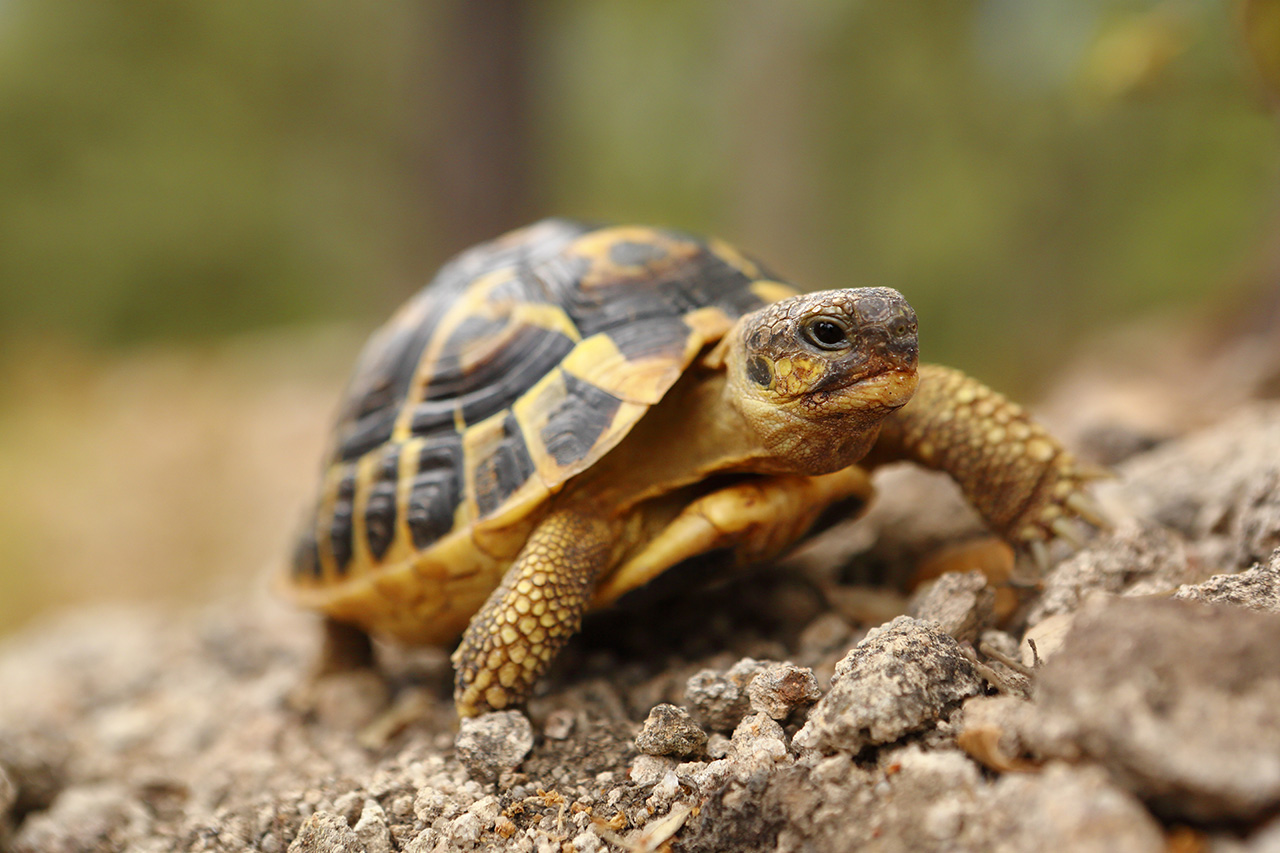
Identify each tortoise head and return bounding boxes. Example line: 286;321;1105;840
726;287;919;474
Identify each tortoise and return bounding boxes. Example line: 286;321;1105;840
285;219;1103;717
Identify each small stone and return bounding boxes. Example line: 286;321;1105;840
907;570;995;642
466;794;501;825
683;658;769;732
351;800;392;853
629;754;677;787
1174;556;1280;613
412;787;448;824
570;829;604;853
634;704;708;758
793;616;982;755
288;811;360;853
648;770;681;807
796;613;855;660
746;662;821;720
730;713;789;768
455;711;534;783
445;811;483;848
542;708;575;740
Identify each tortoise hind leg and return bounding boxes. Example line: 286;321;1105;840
453;510;619;717
316;616;375;676
593;467;873;608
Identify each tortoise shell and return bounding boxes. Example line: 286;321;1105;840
285;219;802;643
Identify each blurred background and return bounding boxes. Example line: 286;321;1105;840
0;0;1277;638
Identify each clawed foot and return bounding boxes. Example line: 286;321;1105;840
1009;456;1113;571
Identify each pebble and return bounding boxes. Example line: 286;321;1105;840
454;711;534;783
351;799;392;853
542;708;575;740
286;811;359;853
629;754;677;787
793;616;982;754
634;704;708;757
683;658;769;731
746;662;821;720
907;569;994;642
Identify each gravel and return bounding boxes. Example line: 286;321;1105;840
7;403;1280;850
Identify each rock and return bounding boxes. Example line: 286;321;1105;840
352;799;393;853
907;570;995;642
1119;404;1280;569
1027;519;1199;627
288;811;360;853
1020;611;1076;666
542;708;575;741
629;754;678;787
13;784;150;853
455;711;534;783
793;617;982;755
635;704;708;758
570;829;604;853
745;662;820;720
766;745;982;853
1034;597;1280;822
978;763;1164;853
1174;554;1280;613
683;658;769;732
729;713;789;770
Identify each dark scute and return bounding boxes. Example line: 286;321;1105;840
336;409;400;464
541;372;624;467
606;316;691;362
332;219;594;463
329;471;357;574
292;530;321;579
544;244;767;339
407;437;464;550
747;355;773;387
363;447;400;561
414;319;577;437
473;412;537;517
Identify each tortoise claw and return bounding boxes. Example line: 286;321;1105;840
1029;539;1051;574
1066;492;1113;531
1050;517;1087;550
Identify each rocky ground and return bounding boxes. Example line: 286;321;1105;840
4;384;1280;850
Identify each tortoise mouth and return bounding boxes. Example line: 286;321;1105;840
841;366;919;413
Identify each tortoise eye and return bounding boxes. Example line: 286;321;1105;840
803;317;849;350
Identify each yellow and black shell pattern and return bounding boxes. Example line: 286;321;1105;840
286;219;797;642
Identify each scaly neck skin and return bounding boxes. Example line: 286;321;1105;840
567;361;884;517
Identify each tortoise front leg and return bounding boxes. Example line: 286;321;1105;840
867;363;1107;556
453;510;619;717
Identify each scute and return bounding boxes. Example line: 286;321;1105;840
330;219;592;463
288;220;790;613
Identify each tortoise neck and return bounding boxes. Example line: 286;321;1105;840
564;366;770;515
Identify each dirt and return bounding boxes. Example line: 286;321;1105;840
4;380;1280;850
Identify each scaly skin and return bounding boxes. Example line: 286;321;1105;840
868;363;1106;553
453;511;617;717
